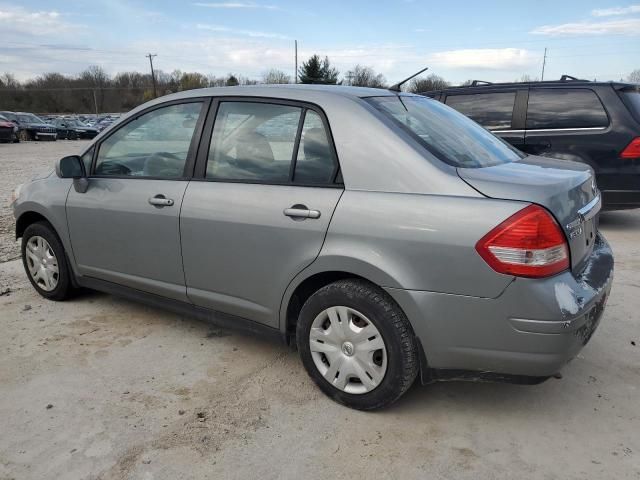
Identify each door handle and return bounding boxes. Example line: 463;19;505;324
148;195;174;207
284;205;321;219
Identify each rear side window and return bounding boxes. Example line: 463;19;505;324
445;92;516;130
526;89;608;129
206;101;337;185
207;102;301;182
294;110;336;184
620;89;640;123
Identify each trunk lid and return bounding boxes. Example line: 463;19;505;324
458;155;600;272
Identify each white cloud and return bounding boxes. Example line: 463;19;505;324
591;4;640;16
196;23;289;39
531;18;640;36
0;6;81;36
428;48;536;70
192;2;279;9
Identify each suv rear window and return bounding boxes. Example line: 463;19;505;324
445;92;516;130
527;89;608;129
367;96;523;168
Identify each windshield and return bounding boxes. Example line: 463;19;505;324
18;113;45;124
367;96;524;168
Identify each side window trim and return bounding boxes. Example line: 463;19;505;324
192;96;342;188
89;97;210;179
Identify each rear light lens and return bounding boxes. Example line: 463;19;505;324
476;204;569;278
620;137;640;159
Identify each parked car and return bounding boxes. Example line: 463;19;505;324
67;119;99;139
423;76;640;210
55;118;99;139
0;111;57;141
52;118;79;140
11;85;613;410
0;114;19;143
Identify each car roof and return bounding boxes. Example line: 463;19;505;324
155;84;402;104
425;79;633;95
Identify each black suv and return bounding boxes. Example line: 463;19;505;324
0;111;57;142
424;76;640;210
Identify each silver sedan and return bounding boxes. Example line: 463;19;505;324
12;85;613;409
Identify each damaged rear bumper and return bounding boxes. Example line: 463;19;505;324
386;233;614;381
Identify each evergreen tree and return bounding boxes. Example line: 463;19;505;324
299;55;339;84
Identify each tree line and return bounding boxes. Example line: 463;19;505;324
2;54;637;114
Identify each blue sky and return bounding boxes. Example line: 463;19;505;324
1;0;639;83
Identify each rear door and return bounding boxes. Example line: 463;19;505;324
180;98;343;327
66;100;207;301
523;88;610;160
444;89;526;149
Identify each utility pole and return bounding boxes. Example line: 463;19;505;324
146;53;158;98
294;40;298;84
541;47;547;81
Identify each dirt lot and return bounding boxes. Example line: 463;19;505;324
0;141;638;480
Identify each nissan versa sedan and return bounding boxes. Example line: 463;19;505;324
11;85;614;410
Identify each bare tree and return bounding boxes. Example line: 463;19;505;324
343;65;387;88
516;74;539;82
406;74;449;93
262;69;291;84
628;69;640;84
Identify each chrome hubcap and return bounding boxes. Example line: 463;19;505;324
309;306;387;394
25;236;59;292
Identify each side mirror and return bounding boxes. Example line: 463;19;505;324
56;155;89;193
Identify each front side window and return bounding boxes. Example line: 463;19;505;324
526;89;608;129
446;92;516;130
94;102;203;178
207;102;302;182
368;96;523;168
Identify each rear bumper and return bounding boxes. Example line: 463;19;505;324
386;233;614;380
597;172;640;210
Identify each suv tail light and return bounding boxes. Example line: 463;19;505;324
620;137;640;159
476;204;569;278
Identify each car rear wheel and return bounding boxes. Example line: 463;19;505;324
296;279;419;410
22;222;73;301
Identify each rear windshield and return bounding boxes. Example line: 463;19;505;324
367;96;523;168
620;89;640;123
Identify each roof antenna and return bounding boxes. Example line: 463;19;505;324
389;67;429;92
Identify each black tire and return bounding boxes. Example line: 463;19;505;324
21;221;73;301
296;279;419;410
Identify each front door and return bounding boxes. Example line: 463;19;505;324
66;101;206;301
181;100;343;327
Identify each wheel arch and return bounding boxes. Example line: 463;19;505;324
16;210;53;239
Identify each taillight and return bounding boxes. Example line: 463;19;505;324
620;137;640;159
476;204;569;278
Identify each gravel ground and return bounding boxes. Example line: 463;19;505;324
0;140;92;262
0;142;638;479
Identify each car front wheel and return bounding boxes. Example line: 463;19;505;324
296;279;419;410
22;221;73;301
